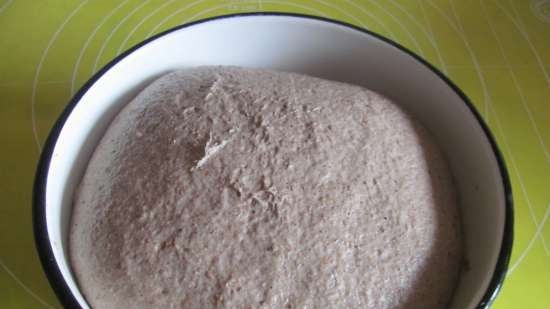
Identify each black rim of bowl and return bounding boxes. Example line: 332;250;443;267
33;12;513;309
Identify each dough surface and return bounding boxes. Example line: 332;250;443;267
70;66;462;309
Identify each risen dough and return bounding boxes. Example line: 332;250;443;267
70;66;462;309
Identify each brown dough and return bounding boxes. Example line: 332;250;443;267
70;66;462;309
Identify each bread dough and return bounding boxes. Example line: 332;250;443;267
70;66;462;309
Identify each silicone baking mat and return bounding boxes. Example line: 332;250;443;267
1;1;549;308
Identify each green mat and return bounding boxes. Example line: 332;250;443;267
1;1;549;308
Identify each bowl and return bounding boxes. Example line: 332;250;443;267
33;13;513;309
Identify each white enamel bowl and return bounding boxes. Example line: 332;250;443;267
33;13;513;309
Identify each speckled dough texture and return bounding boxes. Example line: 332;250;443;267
70;66;462;309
